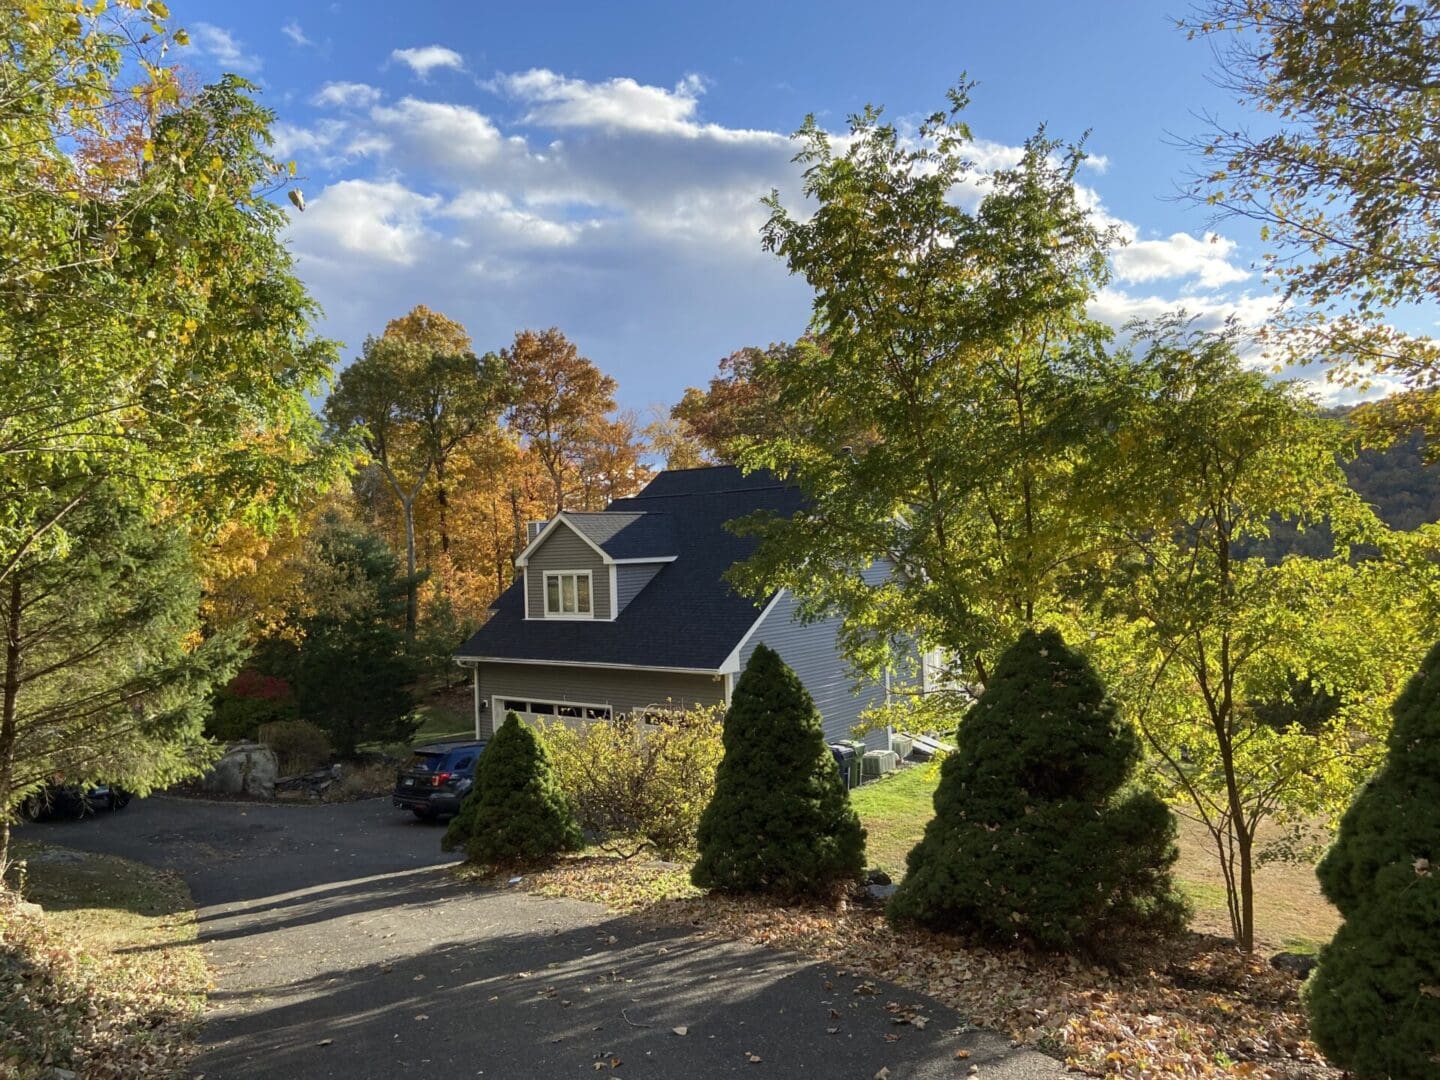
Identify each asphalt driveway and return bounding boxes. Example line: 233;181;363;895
22;796;1066;1079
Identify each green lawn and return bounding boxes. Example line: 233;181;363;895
850;766;1338;952
409;700;475;745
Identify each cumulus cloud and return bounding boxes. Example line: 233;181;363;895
290;179;442;266
281;20;312;47
278;66;1291;406
391;45;465;77
499;70;705;135
191;23;262;74
313;81;383;109
1113;231;1251;289
370;97;520;173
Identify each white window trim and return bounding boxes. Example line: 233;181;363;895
542;570;595;619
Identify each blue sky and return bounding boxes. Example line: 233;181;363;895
176;1;1298;412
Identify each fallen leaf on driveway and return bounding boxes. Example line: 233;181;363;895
672;1026;689;1036
316;1039;332;1047
745;1051;762;1062
414;1014;429;1021
875;1068;890;1080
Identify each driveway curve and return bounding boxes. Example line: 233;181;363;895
23;796;1066;1080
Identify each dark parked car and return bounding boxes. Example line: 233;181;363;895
21;783;131;821
393;740;486;820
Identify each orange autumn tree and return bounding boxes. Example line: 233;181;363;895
502;328;645;513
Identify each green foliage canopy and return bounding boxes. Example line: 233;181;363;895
732;86;1116;686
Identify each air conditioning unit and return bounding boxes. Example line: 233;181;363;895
862;749;899;778
889;733;914;760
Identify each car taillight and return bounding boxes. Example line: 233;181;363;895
432;772;451;788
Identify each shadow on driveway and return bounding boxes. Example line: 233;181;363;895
20;796;1067;1080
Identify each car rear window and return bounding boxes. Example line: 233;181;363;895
449;755;474;772
405;752;444;772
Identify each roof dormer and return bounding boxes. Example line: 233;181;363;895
517;512;676;621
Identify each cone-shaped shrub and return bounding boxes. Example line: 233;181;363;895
888;628;1186;950
1304;641;1440;1078
442;713;582;868
691;643;865;897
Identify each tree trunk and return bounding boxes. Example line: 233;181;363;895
401;496;418;641
435;457;450;556
0;575;23;873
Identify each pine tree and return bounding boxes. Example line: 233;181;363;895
442;713;582;868
691;644;865;897
889;628;1186;950
1304;640;1440;1078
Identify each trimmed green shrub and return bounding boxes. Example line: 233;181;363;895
691;644;865;897
1304;640;1440;1078
541;706;724;860
258;719;332;776
889;628;1186;950
442;713;582;869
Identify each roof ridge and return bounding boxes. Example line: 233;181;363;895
616;483;791;501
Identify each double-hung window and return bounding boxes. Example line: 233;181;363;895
544;571;593;617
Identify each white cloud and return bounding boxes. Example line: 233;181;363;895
1114;231;1251;289
391;45;465;78
191;23;262;74
281;20;312;47
269;121;336;159
443;191;588;249
290;179;442;266
313;81;383;109
370;97;516;172
499;70;704;135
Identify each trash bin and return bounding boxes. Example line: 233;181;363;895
829;743;859;789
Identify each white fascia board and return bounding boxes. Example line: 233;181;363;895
513;514;611;568
455;655;724;677
717;588;787;675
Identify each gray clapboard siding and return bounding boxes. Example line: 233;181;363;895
738;568;892;748
475;661;725;736
525;523;611;619
615;563;663;614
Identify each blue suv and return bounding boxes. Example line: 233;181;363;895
392;740;486;820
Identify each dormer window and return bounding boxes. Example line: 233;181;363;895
544;571;593;618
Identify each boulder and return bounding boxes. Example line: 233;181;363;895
1269;951;1318;980
202;742;278;798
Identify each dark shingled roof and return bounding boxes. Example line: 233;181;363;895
554;511;676;560
457;466;801;670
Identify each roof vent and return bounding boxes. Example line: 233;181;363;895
526;520;547;543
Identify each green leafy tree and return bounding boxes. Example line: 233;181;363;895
1303;640;1440;1078
890;629;1186;950
0;495;243;866
1185;1;1440;442
1;12;340;854
732;86;1116;687
442;713;582;868
267;513;418;756
1091;320;1438;951
692;644;865;897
